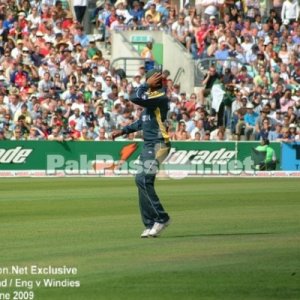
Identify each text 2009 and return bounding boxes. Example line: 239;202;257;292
13;291;34;300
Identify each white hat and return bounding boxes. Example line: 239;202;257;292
96;0;104;7
94;34;103;41
36;31;44;37
289;123;296;128
195;103;205;110
114;0;125;7
22;46;29;51
263;36;271;46
246;102;254;109
54;29;62;35
102;93;108;100
118;91;125;97
283;19;289;25
0;75;6;81
45;38;53;43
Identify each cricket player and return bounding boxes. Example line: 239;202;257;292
112;69;171;238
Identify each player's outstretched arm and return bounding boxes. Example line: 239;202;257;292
112;119;143;140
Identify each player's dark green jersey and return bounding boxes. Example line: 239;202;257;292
122;83;170;144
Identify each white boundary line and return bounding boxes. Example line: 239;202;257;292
0;171;300;178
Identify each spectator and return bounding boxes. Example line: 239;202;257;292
95;126;109;141
129;1;145;22
78;126;91;141
38;71;54;94
181;111;195;133
190;119;205;140
203;130;211;140
11;126;26;140
269;123;283;141
0;128;5;140
68;108;87;131
281;0;299;25
255;107;276;138
174;120;190;140
193;131;202;141
289;123;297;139
210;126;227;141
280;89;295;112
11;63;30;88
241;102;259;140
258;118;272;140
278;125;294;142
171;13;191;52
13;103;32;125
198;65;220;106
73;0;87;24
140;41;155;71
87;124;97;140
145;3;161;26
96;1;111;40
110;14;127;31
3;120;13;140
48;125;64;141
0;93;9;119
74;25;89;48
184;93;198;117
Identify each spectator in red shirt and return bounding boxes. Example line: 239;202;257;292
10;63;29;88
195;20;211;56
61;11;74;30
68;119;81;140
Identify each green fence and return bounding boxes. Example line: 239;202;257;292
0;141;281;175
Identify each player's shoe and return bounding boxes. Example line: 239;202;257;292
149;219;171;237
140;228;152;238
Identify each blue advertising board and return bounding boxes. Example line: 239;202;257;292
281;142;300;171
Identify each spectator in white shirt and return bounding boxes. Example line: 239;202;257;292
281;0;299;24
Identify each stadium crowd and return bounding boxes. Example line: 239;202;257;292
0;0;299;142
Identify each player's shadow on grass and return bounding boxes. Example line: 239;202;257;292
167;232;274;238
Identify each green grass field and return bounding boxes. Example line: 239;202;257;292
0;178;299;300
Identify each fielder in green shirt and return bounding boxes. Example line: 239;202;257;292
254;139;277;170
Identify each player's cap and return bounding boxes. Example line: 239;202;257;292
145;69;161;80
